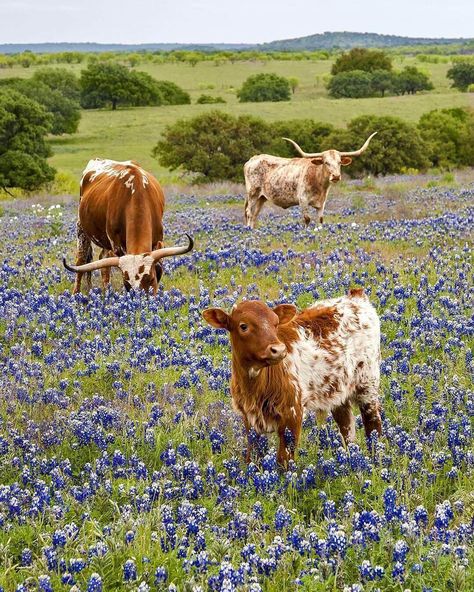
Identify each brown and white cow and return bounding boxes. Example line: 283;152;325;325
63;158;193;294
203;288;382;466
243;133;377;228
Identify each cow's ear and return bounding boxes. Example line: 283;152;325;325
273;304;297;325
341;156;352;166
202;308;230;329
311;157;324;166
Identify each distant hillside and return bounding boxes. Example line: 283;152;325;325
260;31;474;51
1;32;473;54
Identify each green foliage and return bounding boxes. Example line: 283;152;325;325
447;62;474;91
269;119;334;157
393;66;434;95
237;73;291;103
322;115;430;176
0;88;55;191
370;69;394;97
31;67;81;101
80;62;190;109
418;108;474;167
196;94;226;104
153;80;191;105
0;75;81;135
327;70;374;98
153;110;274;182
331;48;392;74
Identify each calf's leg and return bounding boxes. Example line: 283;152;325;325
277;412;302;468
331;401;356;445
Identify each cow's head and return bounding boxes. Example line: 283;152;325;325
283;132;377;184
63;234;193;294
203;300;297;375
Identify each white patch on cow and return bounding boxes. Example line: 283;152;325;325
248;367;261;379
118;254;155;288
290;406;297;418
81;158;148;195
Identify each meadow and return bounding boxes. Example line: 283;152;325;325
0;171;473;591
1;56;473;182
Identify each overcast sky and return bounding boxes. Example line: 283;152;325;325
1;0;472;44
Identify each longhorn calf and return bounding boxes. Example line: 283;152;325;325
203;289;382;466
63;158;193;294
243;133;377;228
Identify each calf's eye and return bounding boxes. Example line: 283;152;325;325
239;323;248;332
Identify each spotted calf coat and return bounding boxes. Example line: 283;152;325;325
208;289;382;466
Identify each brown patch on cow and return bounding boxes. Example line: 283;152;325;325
123;271;130;281
332;401;355;444
138;265;145;274
296;306;339;340
359;400;382;438
349;288;364;298
135;274;140;280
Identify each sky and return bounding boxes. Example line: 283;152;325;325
0;0;473;44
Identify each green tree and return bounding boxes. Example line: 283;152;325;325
0;77;80;135
418;108;474;168
80;62;133;109
322;115;430;176
327;70;374;98
32;67;81;102
370;69;394;97
237;73;291;103
153;80;191;105
447;62;474;91
288;77;299;94
393;66;433;95
331;48;392;75
196;94;226;104
0;89;55;191
269;120;334;157
153;110;274;182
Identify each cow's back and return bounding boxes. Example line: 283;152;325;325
79;159;165;253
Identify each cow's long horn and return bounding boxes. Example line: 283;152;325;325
339;132;378;157
63;256;120;273
282;137;323;158
150;233;194;262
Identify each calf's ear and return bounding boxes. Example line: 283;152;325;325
273;304;297;325
311;157;324;166
202;308;230;329
341;156;352;166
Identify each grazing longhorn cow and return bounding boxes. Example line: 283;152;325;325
203;288;382;467
243;133;377;228
63;158;193;294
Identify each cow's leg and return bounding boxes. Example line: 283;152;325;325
99;248;112;291
299;196;312;226
358;399;382;440
73;221;92;294
246;192;266;229
331;401;356;445
317;202;326;224
355;363;382;442
277;406;303;468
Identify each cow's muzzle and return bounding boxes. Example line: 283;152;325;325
261;343;287;365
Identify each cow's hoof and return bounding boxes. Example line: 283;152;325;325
303;216;311;226
319;217;324;224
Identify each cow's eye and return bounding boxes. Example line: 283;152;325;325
239;323;248;332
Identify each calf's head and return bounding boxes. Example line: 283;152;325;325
283;132;377;184
203;300;297;372
63;234;193;293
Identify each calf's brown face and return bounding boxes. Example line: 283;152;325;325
203;301;297;369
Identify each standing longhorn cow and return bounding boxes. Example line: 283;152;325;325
63;158;193;294
243;132;377;228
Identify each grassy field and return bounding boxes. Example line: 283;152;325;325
0;177;472;591
2;57;473;184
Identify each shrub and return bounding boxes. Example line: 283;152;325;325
196;94;226;104
322;115;430;176
418;108;474;168
31;67;81;102
153;110;274;182
393;66;433;95
327;70;374;98
269;120;334;157
0;89;55;191
154;80;191;105
237;73;291;103
331;48;392;75
447;62;474;91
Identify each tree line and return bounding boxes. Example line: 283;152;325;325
154;109;474;182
